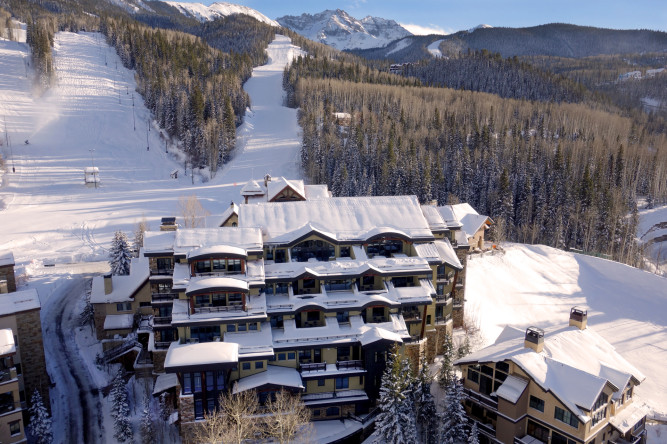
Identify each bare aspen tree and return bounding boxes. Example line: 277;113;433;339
263;389;312;444
190;390;259;444
179;194;209;228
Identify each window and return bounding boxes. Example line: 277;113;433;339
195;399;204;419
195;260;211;273
242;363;251;370
195;295;209;307
335;377;349;389
318;378;325;387
326;407;340;417
206;371;214;391
324;279;352;292
228;259;242;273
467;367;479;383
551;431;576;444
633;418;644;432
306;311;320;322
193;373;202;393
372;306;385;319
299;349;312;362
216;372;225;389
238;324;247;332
527;420;550;443
529;395;545;412
359;375;364;385
183;374;192;394
337;311;350;323
278;353;286;361
249;322;258;331
255;361;264;369
271;315;284;328
9;419;20;436
339;247;350;257
555;406;579;428
212;259;225;271
228;293;243;306
496;361;509;373
139;301;151;307
288;352;296;360
337;346;351;361
227;324;236;333
313;409;321;417
116;302;132;312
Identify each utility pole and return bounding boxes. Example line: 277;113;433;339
89;149;97;189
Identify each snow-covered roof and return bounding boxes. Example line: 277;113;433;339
451;203;493;237
414;240;463;269
153;373;179;395
90;257;149;303
609;401;650;434
267;177;306;202
232;365;303;394
435;205;463;229
174;228;263;254
0;329;16;356
454;230;469;247
239;196;434;244
492;374;528;404
224;322;274;358
104;314;134;330
304;184;331;200
455;324;645;420
420;205;448;232
359;325;404;346
219;202;240;226
186;277;249;295
187;245;247;261
0;251;15;267
241;180;264;196
143;231;176;254
0;288;41;316
165;341;239;372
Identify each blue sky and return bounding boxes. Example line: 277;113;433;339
172;0;667;34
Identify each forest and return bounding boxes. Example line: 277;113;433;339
286;55;667;265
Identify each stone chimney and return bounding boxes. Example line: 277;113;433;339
103;273;113;295
525;327;544;353
160;217;177;232
569;306;588;330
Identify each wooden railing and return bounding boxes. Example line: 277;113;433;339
337;360;363;370
464;387;498;410
300;362;326;373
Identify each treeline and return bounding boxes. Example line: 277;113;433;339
100;16;253;171
287;72;667;265
404;50;589;104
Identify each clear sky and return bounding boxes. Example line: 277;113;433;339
171;0;667;34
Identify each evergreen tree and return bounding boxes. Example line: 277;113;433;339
109;230;132;276
375;344;418;444
415;356;438;444
438;333;455;389
441;378;468;444
79;294;95;333
140;393;156;444
29;389;52;444
110;369;133;442
468;421;480;444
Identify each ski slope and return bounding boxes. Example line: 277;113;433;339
466;243;667;420
0;32;303;267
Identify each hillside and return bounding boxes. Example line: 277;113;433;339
466;243;667;419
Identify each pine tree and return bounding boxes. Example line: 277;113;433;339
440;378;469;444
375;344;418;444
110;370;133;442
79;294;95;333
140;394;156;444
109;230;132;275
468;421;480;444
415;356;438;444
29;390;53;444
439;333;455;389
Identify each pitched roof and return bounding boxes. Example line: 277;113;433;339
0;251;14;267
267;177;306;201
0;288;40;316
451;203;493;237
239;196;434;243
90;257;149;303
233;365;303;394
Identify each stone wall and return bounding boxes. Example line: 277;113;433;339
152;350;166;373
424;330;437;363
403;340;426;374
453;249;468;328
179;394;196;443
15;309;50;412
0;265;16;293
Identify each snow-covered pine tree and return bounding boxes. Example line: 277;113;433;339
415;355;438;444
440;377;469;444
110;369;133;442
109;230;132;275
468;421;480;444
439;333;455;389
375;344;418;444
29;389;53;444
133;218;149;257
140;393;156;444
79;293;95;333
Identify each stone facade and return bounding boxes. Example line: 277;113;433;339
424;330;438;363
15;309;50;412
152;350;167;373
452;249;468;328
404;340;426;373
0;265;16;293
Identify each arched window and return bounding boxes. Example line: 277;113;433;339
291;239;335;262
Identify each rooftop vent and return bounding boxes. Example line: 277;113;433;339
569;306;588;330
525;326;545;353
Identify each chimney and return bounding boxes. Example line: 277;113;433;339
264;173;272;188
525;327;544;353
0;280;7;294
103;273;113;295
160;217;177;232
569;306;588;330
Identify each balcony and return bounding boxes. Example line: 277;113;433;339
402;311;422;323
336;360;363;371
464;387;498;410
193;304;243;314
300;362;326;373
153;316;172;326
150;268;173;276
154;341;171;350
514;436;543;444
0;398;18;415
435;314;452;325
0;368;16;384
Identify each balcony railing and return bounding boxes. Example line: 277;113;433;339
153;316;172;326
0;400;18;414
402;312;422;322
336;360;363;370
150;268;173;276
514;436;542;444
151;293;178;302
193;304;243;314
154;341;171;350
300;362;326;373
464;387;498;410
0;368;16;384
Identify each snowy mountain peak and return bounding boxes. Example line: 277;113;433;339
277;9;412;51
164;1;279;26
468;24;493;32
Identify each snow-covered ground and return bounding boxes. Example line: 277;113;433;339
1;30;305;443
427;39;444;58
639;204;667;276
466;243;667;421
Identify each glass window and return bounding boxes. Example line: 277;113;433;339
212;259;225;270
337;346;351;360
288;352;296;360
207;398;216;414
116;302;132;312
318;378;325;386
278;353;286;361
326;407;340;417
228;259;242;273
275;282;289;294
299;349;312;361
216;371;225;389
238;324;247;332
195;399;204;419
527;420;550;442
340;246;350;257
206;371;214;391
336;311;350;323
306;311;320;322
195;260;210;273
529;395;545;412
193;373;202;392
195;295;209;307
242;362;251;370
249;323;258;331
555;406;579;428
336;377;349;389
372;307;385;318
496;361;510;373
9;420;20;436
183;373;192;394
227;324;236;332
228;293;243;305
467;367;479;383
211;294;225;306
255;361;264;369
271;315;284;328
551;431;576;444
